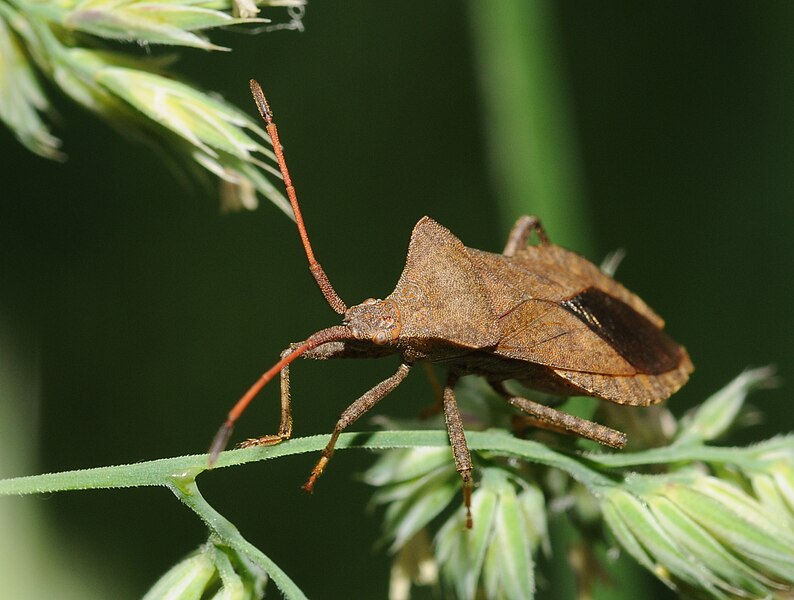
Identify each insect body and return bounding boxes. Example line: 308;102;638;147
209;81;693;526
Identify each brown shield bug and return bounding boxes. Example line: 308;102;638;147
209;80;694;527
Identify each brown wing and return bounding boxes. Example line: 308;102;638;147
466;244;693;404
496;298;637;374
468;244;665;326
552;364;692;406
387;217;500;349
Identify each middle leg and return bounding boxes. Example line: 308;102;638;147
441;372;474;528
304;361;413;492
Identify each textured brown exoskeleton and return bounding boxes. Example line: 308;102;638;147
209;80;694;527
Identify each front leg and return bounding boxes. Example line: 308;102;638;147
234;335;382;451
304;362;413;492
237;347;294;448
208;325;351;466
209;344;296;464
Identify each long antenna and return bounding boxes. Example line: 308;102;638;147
250;79;347;315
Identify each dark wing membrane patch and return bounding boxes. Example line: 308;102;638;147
561;287;682;375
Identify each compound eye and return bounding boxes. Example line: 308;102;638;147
372;330;390;345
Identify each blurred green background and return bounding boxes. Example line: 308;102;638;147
1;1;792;598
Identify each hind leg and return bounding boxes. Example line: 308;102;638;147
503;215;550;256
490;382;627;449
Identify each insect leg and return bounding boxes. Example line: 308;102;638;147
303;362;413;492
441;373;474;528
208;325;351;466
502;215;550;256
490;382;627;449
236;347;295;449
418;362;445;418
